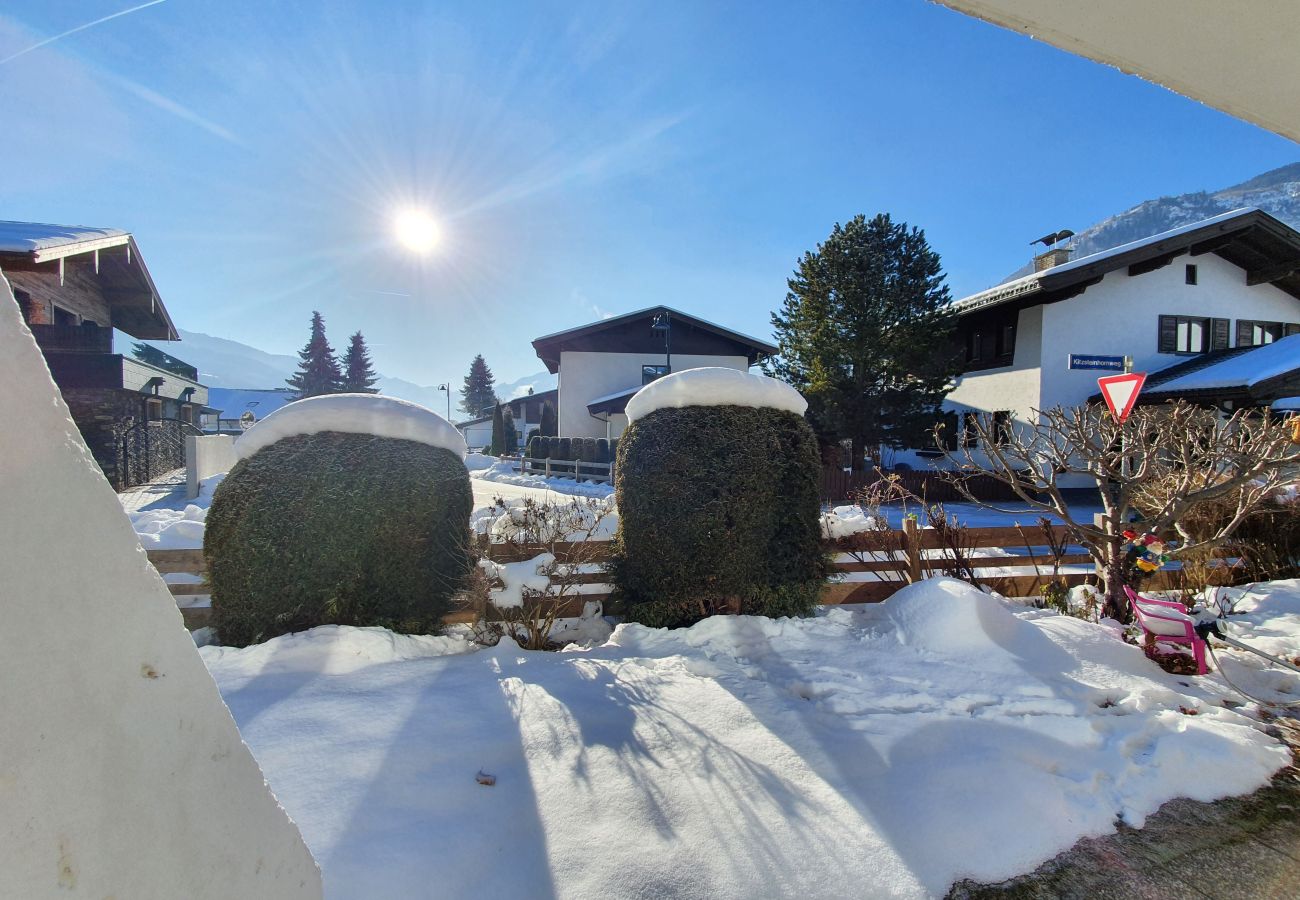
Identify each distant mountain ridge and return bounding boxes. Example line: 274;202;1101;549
142;329;554;414
1002;161;1300;283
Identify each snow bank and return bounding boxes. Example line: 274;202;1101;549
204;579;1298;899
235;393;466;460
624;366;807;422
201;625;474;676
471;456;615;498
821;504;881;539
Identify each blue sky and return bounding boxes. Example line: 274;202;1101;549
3;1;1296;386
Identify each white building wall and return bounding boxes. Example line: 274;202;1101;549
0;275;321;899
557;351;750;439
185;433;237;498
1038;254;1300;411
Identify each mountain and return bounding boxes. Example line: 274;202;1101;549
1002;161;1300;282
142;328;555;412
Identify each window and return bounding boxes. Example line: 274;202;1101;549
1235;320;1298;347
642;364;669;385
179;404;193;425
991;410;1013;446
961;412;979;448
145;398;163;422
1185;264;1197;285
1158;315;1229;354
966;330;984;363
997;323;1016;359
53;306;77;326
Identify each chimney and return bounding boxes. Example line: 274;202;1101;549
1033;247;1072;272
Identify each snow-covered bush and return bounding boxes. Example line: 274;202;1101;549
609;400;827;628
205;431;473;646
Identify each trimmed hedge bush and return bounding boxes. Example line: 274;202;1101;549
608;405;828;628
205;431;474;646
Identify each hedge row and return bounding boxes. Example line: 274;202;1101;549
526;435;617;464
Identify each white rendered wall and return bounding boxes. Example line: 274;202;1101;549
1038;255;1300;411
557;351;749;438
185;433;237;498
461;421;492;451
0;275;321;899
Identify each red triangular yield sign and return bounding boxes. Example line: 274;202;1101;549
1098;372;1146;423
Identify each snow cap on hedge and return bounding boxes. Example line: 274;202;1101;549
235;393;467;460
625;367;807;423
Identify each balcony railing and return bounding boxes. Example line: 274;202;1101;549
29;323;113;354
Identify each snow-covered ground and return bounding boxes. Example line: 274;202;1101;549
200;577;1299;899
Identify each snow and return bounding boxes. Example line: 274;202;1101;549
821;504;881;538
200;578;1298;899
235;392;467;460
470;456;615;499
1156;334;1300;392
127;474;223;549
0;219;128;254
207;387;295;422
625;366;807;422
954;207;1261;311
1273;396;1300;410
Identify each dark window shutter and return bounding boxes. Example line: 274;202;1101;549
1158;316;1177;353
1211;318;1230;351
1236;320;1253;348
1286;323;1300;337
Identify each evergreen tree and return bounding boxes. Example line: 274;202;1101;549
539;401;557;437
489;404;507;456
286;311;344;400
769;213;960;470
461;355;498;416
341;331;379;393
501;405;518;455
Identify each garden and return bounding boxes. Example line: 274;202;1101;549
132;372;1300;899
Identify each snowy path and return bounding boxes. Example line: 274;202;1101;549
201;580;1296;899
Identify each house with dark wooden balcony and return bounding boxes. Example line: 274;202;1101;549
0;221;208;488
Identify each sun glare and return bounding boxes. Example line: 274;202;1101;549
393;208;441;254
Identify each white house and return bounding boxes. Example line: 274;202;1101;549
896;208;1300;472
531;306;777;439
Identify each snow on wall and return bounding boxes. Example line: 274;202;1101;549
235;392;466;460
625;366;807;422
186;433;236;498
0;274;321;899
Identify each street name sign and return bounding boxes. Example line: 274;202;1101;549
1069;354;1127;371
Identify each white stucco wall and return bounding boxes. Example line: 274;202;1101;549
460;420;493;451
557;351;749;438
0;275;321;899
186;433;237;498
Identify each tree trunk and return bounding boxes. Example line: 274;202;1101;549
851;435;867;472
1099;535;1130;622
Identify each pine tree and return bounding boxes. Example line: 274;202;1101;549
341;331;379;394
769;213;961;470
489;404;507;456
501;405;518;455
461;355;498;416
539;401;557;437
286;311;344;400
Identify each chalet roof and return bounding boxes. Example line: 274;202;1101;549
532;306;777;374
504;387;557;412
586;385;641;417
1091;335;1300;408
207;388;295;419
953;208;1300;317
0;222;130;261
0;220;177;341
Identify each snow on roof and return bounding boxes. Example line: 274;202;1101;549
586;385;641;406
235;393;467;460
1155;334;1300;393
1273;396;1300;411
624;367;807;423
0;220;130;258
207;388;295;419
953;207;1263;312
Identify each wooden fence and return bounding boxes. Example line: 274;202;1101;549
820;466;1020;504
151;521;1186;631
520;457;613;484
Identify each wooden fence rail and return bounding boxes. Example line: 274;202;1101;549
150;520;1199;632
519;457;613;484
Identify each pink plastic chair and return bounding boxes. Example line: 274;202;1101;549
1124;585;1208;675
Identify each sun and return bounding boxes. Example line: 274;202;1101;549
393;208;441;254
